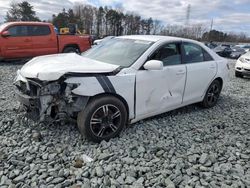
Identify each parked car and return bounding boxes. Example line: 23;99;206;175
0;22;91;60
220;44;232;48
230;46;246;59
93;36;114;45
242;45;250;52
213;46;232;57
14;35;229;142
235;44;250;52
235;52;250;78
204;42;217;49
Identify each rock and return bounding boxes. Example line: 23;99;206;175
32;131;42;142
234;164;244;175
188;154;199;164
117;175;125;184
95;166;104;177
121;157;134;164
51;177;65;184
73;158;84;168
13;174;26;183
9;171;16;179
62;180;72;187
82;154;93;163
156;150;165;157
125;176;136;184
137;146;146;154
220;163;232;174
98;153;112;161
42;153;48;160
199;153;208;164
165;178;175;188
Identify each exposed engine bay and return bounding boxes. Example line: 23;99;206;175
14;76;89;123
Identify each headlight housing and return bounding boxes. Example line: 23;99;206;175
239;57;249;63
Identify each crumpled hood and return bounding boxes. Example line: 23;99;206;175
20;53;119;81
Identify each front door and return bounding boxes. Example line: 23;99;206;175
135;42;186;119
3;25;33;58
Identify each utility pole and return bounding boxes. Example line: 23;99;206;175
208;18;214;42
186;4;191;26
210;18;213;31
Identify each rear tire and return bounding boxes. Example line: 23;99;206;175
77;95;127;142
201;80;222;108
63;47;79;54
235;71;243;78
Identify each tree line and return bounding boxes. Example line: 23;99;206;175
4;1;250;43
51;5;158;37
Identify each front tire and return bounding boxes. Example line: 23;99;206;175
235;71;243;78
77;95;127;142
201;80;222;108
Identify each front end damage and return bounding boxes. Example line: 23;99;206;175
14;71;89;123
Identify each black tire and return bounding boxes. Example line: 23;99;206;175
235;71;243;78
201;80;222;108
77;95;127;142
63;47;79;54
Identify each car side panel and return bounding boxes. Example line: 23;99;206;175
183;60;218;104
65;74;136;119
57;35;91;53
1;36;33;59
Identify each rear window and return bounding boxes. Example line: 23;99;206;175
28;25;51;36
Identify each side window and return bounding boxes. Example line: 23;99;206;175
150;43;181;66
183;43;203;63
28;25;51;36
7;26;28;37
203;49;214;61
183;42;214;63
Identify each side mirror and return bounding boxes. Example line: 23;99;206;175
143;60;163;70
1;30;10;37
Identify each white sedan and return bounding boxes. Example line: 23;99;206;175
15;35;229;142
235;52;250;78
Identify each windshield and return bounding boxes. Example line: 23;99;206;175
83;38;153;67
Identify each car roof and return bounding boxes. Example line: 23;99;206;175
118;35;191;42
3;22;52;27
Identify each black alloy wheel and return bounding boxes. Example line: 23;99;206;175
77;95;127;142
90;104;122;138
201;80;222;108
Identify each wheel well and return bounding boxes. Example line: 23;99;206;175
63;44;80;51
214;77;223;88
89;93;129;118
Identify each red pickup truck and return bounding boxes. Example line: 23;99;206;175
0;22;91;60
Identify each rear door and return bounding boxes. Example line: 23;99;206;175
28;25;58;56
3;25;32;58
182;42;217;103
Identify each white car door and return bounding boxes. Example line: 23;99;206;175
135;43;186;119
182;42;217;103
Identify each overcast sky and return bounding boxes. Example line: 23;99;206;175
0;0;249;35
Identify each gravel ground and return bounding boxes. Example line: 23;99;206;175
0;60;249;188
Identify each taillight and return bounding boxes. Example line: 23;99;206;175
89;36;92;46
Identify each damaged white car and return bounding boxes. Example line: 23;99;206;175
15;35;229;142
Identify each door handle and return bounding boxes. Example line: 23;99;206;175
176;70;185;75
24;39;31;42
209;65;216;69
